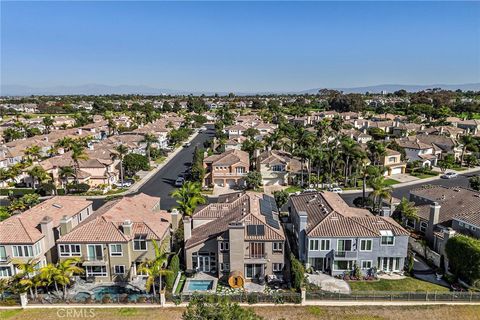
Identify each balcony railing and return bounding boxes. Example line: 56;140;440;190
245;253;268;260
333;250;358;259
83;254;106;262
0;256;11;264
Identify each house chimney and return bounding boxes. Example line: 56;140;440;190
40;216;54;250
427;202;441;243
183;217;192;241
298;210;308;262
59;215;72;236
122;220;132;236
171;209;180;232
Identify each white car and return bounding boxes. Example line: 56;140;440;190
115;180;133;188
174;176;185;187
329;187;343;194
441;172;458;179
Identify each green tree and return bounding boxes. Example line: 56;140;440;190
55;258;84;300
273;190;289;209
142;133;158;162
395;197;419;223
123;153;149;176
289;254;305;291
113;144;129;186
24;145;42;162
445;235;480;286
138;239;172;300
438;154;456;172
245;171;262;190
59;166;74;190
460;135;478;165
27;165;51;190
42;116;54;134
368;176;392;213
70;142;89;183
469;176;480;191
171;181;206;216
13;258;38;299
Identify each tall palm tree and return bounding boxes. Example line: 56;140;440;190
137;239;172;301
24;145;41;162
59;166;74;190
241;137;263;170
369;176;393;214
360;164;380;207
170;181;206;216
55;258;84;300
39;263;60;294
42;116;54;134
27;165;51;190
142;133;158;163
460;134;478;165
70;143;89;184
14;258;38;300
112;144;129;186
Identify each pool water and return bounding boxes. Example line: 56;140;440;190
187;280;213;291
74;285;148;302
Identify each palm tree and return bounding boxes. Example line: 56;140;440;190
55;258;84;300
112;144;129;186
0;278;10;301
369;176;393;214
460;134;478;165
59;166;74;190
170;181;206;216
42;116;54;134
27;165;51;190
137;239;172;301
70;143;88;183
24;145;41;162
142;133;157;163
14;258;38;300
241;138;263;170
396;197;419;223
39;263;61;294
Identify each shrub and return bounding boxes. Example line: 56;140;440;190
445;234;480;285
124;153;149;175
66;183;90;194
289;253;305;291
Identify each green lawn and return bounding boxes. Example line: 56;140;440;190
383;179;400;186
348;277;450;292
284;186;303;193
174;274;186;294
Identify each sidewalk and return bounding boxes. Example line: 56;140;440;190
342;166;480;194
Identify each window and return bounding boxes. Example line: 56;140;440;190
110;244;123;257
86;266;107;277
273;263;283;272
59;244;81;257
378;257;401;272
273;242;283;253
333;260;355;271
380;230;395;246
420;221;428;233
459;221;464;227
220;263;230;272
388;157;397;163
87;245;103;261
337;239;353;252
309;239;319;251
361;260;372;269
236;167;246;174
271;165;285;172
133;235;147;251
220;242;229;252
0;266;12;277
320;240;330;251
13;245;34;257
360;239;372;251
405;218;415;229
113;265;125;275
249;242;265;258
0;246;7;262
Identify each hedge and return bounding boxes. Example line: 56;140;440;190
445;234;480;285
0;188;66;196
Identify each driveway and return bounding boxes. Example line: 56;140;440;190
306;273;351;294
388;173;419;183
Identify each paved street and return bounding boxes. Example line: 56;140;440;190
92;125;215;210
340;169;480;206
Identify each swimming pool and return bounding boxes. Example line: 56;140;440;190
73;285;148;302
183;279;216;293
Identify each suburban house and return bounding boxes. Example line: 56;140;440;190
256;150;302;186
288;192;409;275
381;148;406;176
409;186;480;246
203;149;250;188
0;197;93;278
224;124;247;138
56;193;172;282
224;136;247;151
395;138;439;167
183;192;286;283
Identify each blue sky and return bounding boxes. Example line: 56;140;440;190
1;1;479;92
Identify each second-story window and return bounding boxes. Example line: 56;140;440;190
13;245;34;257
110;244;123;256
133;235;147;251
359;239;373;251
320;239;330;251
273;242;283;253
220;241;229;252
59;244;81;257
271;165;285;172
380;230;395;246
236;167;246;174
309;239;319;251
388;157;397;163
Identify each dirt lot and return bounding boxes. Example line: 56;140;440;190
1;305;480;320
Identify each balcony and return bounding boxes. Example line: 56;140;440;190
82;255;107;266
333;250;358;259
245;253;268;260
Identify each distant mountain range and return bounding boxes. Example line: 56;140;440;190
2;83;479;96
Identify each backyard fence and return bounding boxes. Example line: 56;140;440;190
165;291;302;305
306;290;480;302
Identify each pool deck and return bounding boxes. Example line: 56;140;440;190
182;273;218;294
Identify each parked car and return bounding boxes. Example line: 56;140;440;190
441;172;458;179
183;142;191;148
328;187;343;194
115;179;134;188
174;176;185;187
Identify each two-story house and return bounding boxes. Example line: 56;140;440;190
288;192;409;275
256;150;302;186
396;138;438;167
0;197;93;278
381;148;406;176
203;149;249;188
56;193;171;282
184;192;286;284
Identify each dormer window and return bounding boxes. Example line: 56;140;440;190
380;230;395;246
133;235;147;251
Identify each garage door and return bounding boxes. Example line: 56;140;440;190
226;179;237;188
391;167;402;175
